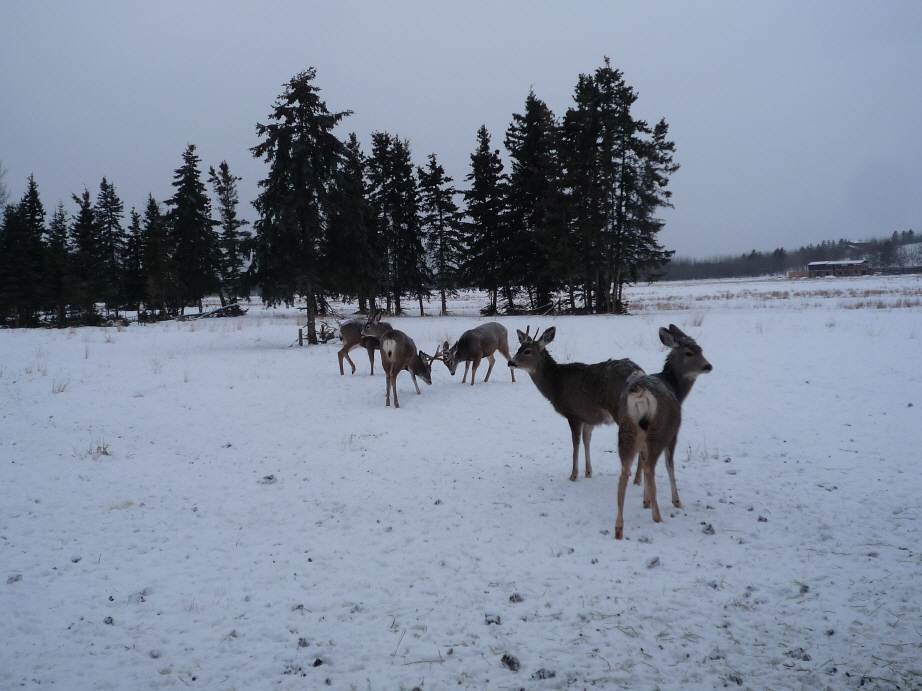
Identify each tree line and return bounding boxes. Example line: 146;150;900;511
0;59;679;332
663;230;920;281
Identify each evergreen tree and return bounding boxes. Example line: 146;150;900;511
45;202;72;324
367;132;428;315
95;177;126;313
121;208;147;315
504;90;563;309
0;176;46;326
141;195;173;317
250;68;350;343
322;133;381;312
418;153;465;315
462;126;507;315
208;161;250;303
561;59;677;312
70;187;105;322
168;144;222;312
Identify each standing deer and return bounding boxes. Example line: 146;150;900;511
614;324;712;540
338;313;392;376
440;322;516;385
376;329;438;408
508;327;644;482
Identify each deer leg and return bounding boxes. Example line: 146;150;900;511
567;418;583;481
582;424;594;479
640;450;652;507
664;436;681;508
633;458;644;486
339;345;357;375
469;355;482;385
644;445;664;523
483;354;496;383
366;344;376;375
615;428;640;540
392;373;401;408
461;360;471;384
385;372;392;407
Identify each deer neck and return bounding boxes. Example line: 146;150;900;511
528;352;562;396
657;361;697;404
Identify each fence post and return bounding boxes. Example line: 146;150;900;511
298;328;303;347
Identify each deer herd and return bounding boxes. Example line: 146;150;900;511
335;313;712;539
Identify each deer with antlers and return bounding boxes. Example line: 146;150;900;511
440;322;516;385
508;326;644;482
369;327;439;408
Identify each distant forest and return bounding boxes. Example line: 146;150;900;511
0;60;681;333
664;230;921;281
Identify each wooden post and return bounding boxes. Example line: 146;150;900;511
298;328;303;347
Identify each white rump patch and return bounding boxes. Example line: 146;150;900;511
627;390;657;426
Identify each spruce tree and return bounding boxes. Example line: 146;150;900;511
418;153;465;316
95;177;126;314
121;208;147;316
0;176;46;326
167;144;222;312
322;133;381;312
70;187;105;322
504;90;563;309
367;132;428;315
208;161;250;303
250;68;350;343
45;202;72;324
141;195;173;318
462;126;507;315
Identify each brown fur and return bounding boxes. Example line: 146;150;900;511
440;322;516;385
614;324;712;539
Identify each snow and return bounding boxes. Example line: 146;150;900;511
2;275;921;690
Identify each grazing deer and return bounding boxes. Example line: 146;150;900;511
338;313;392;375
440;322;516;385
508;327;644;482
614;324;712;540
377;329;438;408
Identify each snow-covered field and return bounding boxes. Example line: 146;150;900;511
2;275;921;691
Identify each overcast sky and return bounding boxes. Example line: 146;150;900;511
2;1;920;259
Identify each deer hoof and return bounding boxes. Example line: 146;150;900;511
643;499;651;509
673;500;682;508
569;474;578;482
615;526;624;540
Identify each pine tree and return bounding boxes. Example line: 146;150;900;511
418;153;465;315
167;144;222;312
208;161;250;303
367;132;428;315
121;208;147;315
95;177;126;314
322;133;381;312
462;126;507;315
45;202;72;324
141;195;173;318
561;59;678;313
0;176;46;326
250;68;351;343
70;187;105;322
504;90;563;309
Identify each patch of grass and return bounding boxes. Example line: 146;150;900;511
51;377;70;394
74;438;112;461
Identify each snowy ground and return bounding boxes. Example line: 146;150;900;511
2;275;921;691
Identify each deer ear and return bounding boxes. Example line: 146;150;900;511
516;329;529;344
668;323;688;339
537;326;556;346
659;327;678;348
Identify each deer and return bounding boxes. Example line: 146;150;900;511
440;322;516;385
508;326;644;482
614;324;712;540
376;329;438;408
338;312;392;376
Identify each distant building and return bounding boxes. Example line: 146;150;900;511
806;260;871;278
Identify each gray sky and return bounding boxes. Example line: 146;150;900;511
2;1;920;259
